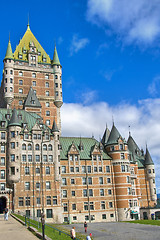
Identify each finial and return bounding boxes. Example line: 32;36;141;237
27;14;30;30
112;115;114;125
9;32;10;42
129;125;131;136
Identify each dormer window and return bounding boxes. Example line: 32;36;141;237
19;54;22;59
1;122;5;127
32;48;34;52
93;155;96;161
23;50;26;54
38;51;41;56
120;144;123;150
111;146;114;151
43;58;46;62
18;115;22;120
31;100;35;105
31;56;36;61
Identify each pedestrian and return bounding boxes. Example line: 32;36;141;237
84;221;88;233
86;233;92;240
70;226;76;239
4;208;8;221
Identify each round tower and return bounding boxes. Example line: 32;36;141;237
105;124;132;221
6;109;21;187
3;38;14;108
145;147;157;202
52;46;63;108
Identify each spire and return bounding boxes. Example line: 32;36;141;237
145;147;154;165
4;37;13;60
8;108;21;127
52;119;59;132
106;123;122;145
127;135;140;155
27;15;30;31
101;124;110;146
52;45;61;66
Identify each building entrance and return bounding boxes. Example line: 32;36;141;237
0;197;6;213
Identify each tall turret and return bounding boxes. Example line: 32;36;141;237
52;45;63;132
6;109;21;187
105;123;132;221
145;147;157;202
3;38;14;108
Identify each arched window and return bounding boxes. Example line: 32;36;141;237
43;144;47;151
28;144;32;150
35;144;40;151
48;144;52;151
22;144;26;150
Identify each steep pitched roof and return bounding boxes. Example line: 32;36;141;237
127;135;141;155
14;25;51;64
101;125;110;146
52;45;61;66
4;39;13;60
24;87;41;108
8;108;21;127
52;119;59;132
106;124;123;145
145;147;154;165
60;137;111;160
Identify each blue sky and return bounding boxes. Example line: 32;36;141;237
1;0;160;192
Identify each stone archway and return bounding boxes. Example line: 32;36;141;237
0;197;6;213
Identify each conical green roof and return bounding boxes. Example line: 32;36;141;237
5;39;13;60
127;135;141;155
106;124;122;145
52;45;61;66
145;147;154;165
101;125;110;146
52;119;59;132
8;108;21;127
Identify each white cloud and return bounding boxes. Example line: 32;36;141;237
86;0;160;45
61;98;160;192
148;76;160;96
69;34;89;56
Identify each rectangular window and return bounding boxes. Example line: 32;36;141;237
46;196;51;205
83;189;87;197
48;155;53;162
89;189;93;196
43;155;47;162
107;178;111;183
1;132;5;140
46;181;51;189
1;145;5;153
46;209;53;218
22;155;26;162
1;157;5;166
62;178;67;185
88;177;92;185
108;189;112;195
25;182;30;190
121;153;125;159
70;167;74;172
36;168;40;174
82;166;86;173
87;166;91;173
11;142;15;149
75;167;79;172
46;167;50;174
109;202;113;208
62;190;67;198
37;198;41;205
100;189;104;196
28;155;32;162
36;155;40;162
99;177;103;184
37;209;41;218
84;202;88;210
19;197;24;206
71;191;75;196
82;177;87;185
63;203;68;212
102;214;106;219
11;154;15;162
71;179;75;184
53;196;57;205
72;204;76;210
99;166;102;172
90;202;94;210
61;166;66;173
19;80;23;85
1;183;5;190
11;167;15;175
94;166;97;172
32;81;36;86
25;167;29;175
36;182;40;189
1;170;5;179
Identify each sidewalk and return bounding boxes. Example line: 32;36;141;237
0;214;38;240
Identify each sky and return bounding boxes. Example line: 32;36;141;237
0;0;160;192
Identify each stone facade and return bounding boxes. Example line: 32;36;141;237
0;24;158;223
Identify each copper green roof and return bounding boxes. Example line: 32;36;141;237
4;39;13;60
60;137;111;160
0;108;48;131
52;45;61;66
24;87;41;108
52;119;59;132
14;25;51;64
101;125;110;145
145;147;154;165
8;108;21;127
107;124;125;145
